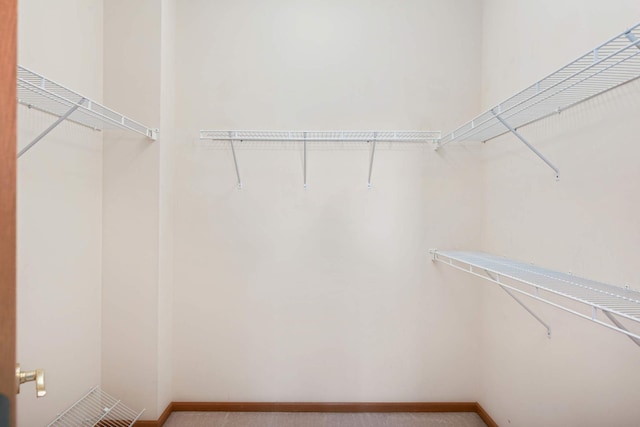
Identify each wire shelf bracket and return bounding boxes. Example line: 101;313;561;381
492;111;560;180
367;132;377;189
18;65;158;158
303;132;307;190
436;22;640;178
18;97;86;158
226;131;243;189
484;268;552;337
199;130;440;189
430;250;640;347
47;385;145;427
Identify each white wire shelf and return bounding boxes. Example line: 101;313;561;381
200;130;441;143
199;130;440;189
47;386;144;427
18;65;157;140
431;250;640;345
439;22;640;147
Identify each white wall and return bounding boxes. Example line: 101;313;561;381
101;0;162;419
18;2;640;424
16;0;103;425
479;2;640;426
171;0;485;402
101;0;175;419
158;0;177;414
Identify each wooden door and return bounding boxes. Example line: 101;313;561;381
0;0;17;426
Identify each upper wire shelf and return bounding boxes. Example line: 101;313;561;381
200;130;441;143
438;22;640;147
47;385;144;427
18;66;157;140
431;250;640;345
199;130;440;189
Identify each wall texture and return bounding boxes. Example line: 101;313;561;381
16;0;103;425
171;0;486;402
479;2;640;426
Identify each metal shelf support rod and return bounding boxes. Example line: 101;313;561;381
491;111;560;179
303;131;307;190
485;269;552;337
229;131;242;190
603;310;640;348
367;132;377;189
18;98;86;158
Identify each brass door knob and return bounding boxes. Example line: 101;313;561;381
15;364;46;398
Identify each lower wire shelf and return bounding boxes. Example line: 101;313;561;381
430;250;640;346
47;386;144;427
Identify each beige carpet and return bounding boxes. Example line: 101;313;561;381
163;411;488;426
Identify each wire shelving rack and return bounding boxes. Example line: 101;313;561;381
200;130;440;143
440;22;640;146
437;22;640;178
17;66;157;157
199;130;440;189
46;386;145;427
430;250;640;346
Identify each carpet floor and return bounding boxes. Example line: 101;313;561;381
163;411;488;426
